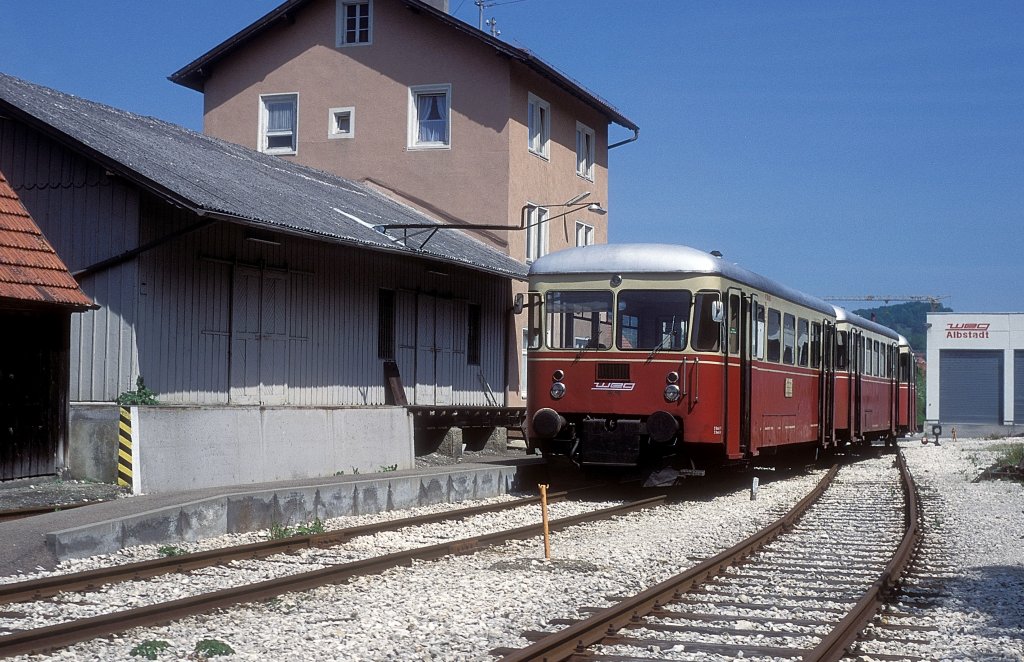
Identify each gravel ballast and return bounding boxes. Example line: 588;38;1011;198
3;437;1022;661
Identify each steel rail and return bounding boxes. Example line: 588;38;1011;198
0;490;586;606
802;448;921;661
0;495;665;657
498;464;841;662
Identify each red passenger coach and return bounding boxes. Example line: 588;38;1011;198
525;244;913;482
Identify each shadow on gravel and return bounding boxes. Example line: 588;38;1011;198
937;564;1024;643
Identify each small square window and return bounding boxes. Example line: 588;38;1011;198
409;84;451;149
576;122;595;180
528;93;550;158
329;107;355;139
259;93;297;155
336;0;372;46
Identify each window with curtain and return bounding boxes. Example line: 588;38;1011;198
260;94;297;154
409;85;451;148
576;122;595;179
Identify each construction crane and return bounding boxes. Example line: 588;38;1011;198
822;295;950;311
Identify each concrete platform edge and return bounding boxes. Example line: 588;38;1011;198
46;463;533;562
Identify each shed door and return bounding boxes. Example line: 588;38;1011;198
414;294;454;406
940;350;1003;424
230;267;289;405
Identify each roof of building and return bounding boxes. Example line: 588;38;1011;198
0;169;94;309
168;0;638;132
0;72;528;281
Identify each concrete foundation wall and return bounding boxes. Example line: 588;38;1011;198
70;405;415;493
47;464;532;561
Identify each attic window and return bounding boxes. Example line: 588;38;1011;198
337;0;372;46
259;93;298;155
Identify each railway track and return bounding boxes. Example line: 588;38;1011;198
496;451;921;661
0;491;664;657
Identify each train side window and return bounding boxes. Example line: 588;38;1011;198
899;351;910;381
526;292;542;349
782;313;796;365
797;318;809;367
728;293;740;354
754;303;766;360
836;330;848;370
810;322;822;368
766;308;781;362
692;292;722;352
874;340;881;376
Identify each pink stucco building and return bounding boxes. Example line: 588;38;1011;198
172;0;637;405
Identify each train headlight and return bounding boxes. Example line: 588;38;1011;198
550;382;566;400
666;371;679;384
664;384;681;402
552;370;564;382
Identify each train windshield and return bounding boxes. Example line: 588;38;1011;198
545;291;613;349
616;289;691;350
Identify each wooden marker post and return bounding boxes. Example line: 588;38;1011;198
539;484;551;560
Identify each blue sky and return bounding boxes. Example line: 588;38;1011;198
1;1;1021;312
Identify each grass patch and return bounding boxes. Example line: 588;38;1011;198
194;639;234;658
156;544;188;557
129;640;170;660
991;442;1024;467
266;518;326;540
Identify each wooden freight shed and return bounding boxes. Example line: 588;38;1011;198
0;170;93;480
0;72;527;490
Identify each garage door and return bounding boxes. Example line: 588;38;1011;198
939;350;1003;424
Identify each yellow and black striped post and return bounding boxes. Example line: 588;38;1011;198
117;406;133;489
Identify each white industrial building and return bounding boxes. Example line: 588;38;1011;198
925;312;1024;435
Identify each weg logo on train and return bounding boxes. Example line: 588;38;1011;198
946;323;990;339
592;382;636;391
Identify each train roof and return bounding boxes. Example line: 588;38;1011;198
529;243;836;316
832;306;901;341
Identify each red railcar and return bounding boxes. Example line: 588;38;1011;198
525;244;913;480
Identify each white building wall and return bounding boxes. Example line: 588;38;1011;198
925;312;1023;428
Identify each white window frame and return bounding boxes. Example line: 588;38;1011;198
575;220;594;247
336;0;372;47
575;121;595;180
527;93;551;159
520;328;529;397
408;84;452;150
258;93;298;155
524;204;549;263
328;106;355;139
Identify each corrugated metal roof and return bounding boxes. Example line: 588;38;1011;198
168;0;638;132
0;169;94;309
0;72;528;281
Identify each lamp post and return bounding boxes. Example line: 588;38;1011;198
520;192;607;247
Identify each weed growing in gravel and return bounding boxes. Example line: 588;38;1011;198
266;518;325;539
193;639;234;658
378;464;398;472
129;639;170;659
991;442;1024;467
157;545;188;557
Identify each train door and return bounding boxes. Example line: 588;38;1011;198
853;331;863;439
819;321;835;447
724;288;746;456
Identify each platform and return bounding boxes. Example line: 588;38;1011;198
0;455;546;576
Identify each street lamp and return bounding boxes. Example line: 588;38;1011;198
374;192;606;250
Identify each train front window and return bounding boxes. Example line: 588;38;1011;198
545;291;613;350
616;289;691;350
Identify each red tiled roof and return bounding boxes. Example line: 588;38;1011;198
0;170;93;308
